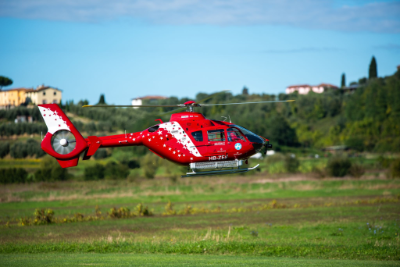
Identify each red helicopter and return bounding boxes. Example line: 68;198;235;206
38;93;293;177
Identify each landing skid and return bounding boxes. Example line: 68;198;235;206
182;164;259;178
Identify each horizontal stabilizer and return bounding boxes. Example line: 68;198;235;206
57;158;79;168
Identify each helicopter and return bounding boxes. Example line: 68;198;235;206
38;92;293;177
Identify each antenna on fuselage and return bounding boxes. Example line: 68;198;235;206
221;115;232;123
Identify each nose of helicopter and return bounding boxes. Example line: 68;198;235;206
251;136;265;152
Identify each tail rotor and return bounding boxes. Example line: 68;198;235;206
51;130;77;155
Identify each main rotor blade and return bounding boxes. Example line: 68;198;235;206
160;90;231;115
201;100;295;106
83;104;183;108
82;104;184;108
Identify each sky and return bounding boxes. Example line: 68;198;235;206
0;0;399;105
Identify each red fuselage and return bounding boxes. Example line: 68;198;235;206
88;112;265;165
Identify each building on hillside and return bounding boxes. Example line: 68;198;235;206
25;85;62;105
131;95;168;109
286;83;338;95
0;85;62;108
0;88;32;107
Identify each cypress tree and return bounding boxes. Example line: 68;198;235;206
369;56;377;79
341;73;346;88
98;94;106;105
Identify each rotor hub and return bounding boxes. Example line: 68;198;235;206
60;138;68;147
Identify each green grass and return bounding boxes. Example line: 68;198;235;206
1;177;400;219
1;176;400;263
1;254;398;267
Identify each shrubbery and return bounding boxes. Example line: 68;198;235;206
9;139;45;158
104;161;130;180
142;153;160;179
0;142;10;158
326;156;352;177
34;156;68;182
390;159;400;179
284;155;300;173
0;123;47;137
0;168;28;184
84;163;105;180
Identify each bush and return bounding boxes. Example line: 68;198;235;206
326;156;352;177
0;142;10;158
345;137;365;152
34;156;68;182
349;163;365;178
33;209;54;225
127;159;140;169
284;155;300;173
377;156;392;169
104;161;129;180
0;168;28;184
93;148;109;159
389;159;400;179
84;163;105;180
142;153;159;179
10;139;44;159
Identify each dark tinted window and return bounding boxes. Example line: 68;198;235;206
227;128;246;142
148;125;159;132
191;131;203;142
208;129;225;142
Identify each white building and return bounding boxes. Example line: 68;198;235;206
131;96;167;108
286;84;338;95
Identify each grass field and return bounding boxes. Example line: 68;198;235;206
1;254;399;267
1;175;400;265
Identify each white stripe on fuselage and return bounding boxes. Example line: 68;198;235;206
38;106;70;134
159;122;202;157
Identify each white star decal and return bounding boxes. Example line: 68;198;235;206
169;148;171;150
173;151;176;154
160;137;163;140
178;154;181;157
152;136;155;138
163;144;166;147
148;139;151;142
133;138;135;141
158;131;162;135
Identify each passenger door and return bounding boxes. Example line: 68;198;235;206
206;129;228;160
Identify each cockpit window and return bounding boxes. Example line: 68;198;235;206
232;125;264;143
227;128;246;142
191;131;203;142
148;125;159;132
207;129;225;142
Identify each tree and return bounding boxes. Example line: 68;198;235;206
0;76;13;90
341;73;346;88
369;56;377;79
242;87;249;95
98;94;106;105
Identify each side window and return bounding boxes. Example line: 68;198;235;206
227;128;246;142
207;129;225;142
191;131;203;142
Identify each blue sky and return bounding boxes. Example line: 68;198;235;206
1;0;399;104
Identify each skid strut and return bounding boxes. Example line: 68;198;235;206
182;160;259;178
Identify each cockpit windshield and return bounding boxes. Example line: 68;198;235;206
227;128;246;142
232;125;264;143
